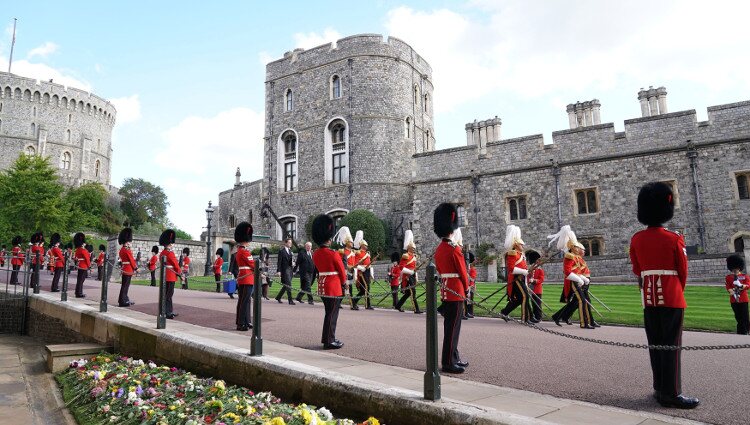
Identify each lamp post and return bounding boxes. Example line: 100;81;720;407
204;201;215;276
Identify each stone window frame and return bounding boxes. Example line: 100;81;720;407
505;194;529;222
66;129;71;142
733;170;750;200
326;208;349;235
25;145;36;156
659;179;681;209
277;215;298;241
423;93;429;113
423;130;431;152
455;204;468;227
404;116;412;139
413;84;420;107
94;160;101;178
578;236;604;256
277;129;299;193
573;187;600;216
285;89;293;112
229;214;236;229
729;231;750;253
324;117;349;186
60;151;72;170
330;75;342;100
30;122;37;138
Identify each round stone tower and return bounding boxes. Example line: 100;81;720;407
0;72;116;187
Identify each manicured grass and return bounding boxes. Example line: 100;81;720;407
130;275;738;333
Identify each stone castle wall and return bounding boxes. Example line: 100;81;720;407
0;72;115;187
106;235;207;281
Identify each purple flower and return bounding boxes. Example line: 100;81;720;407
116;388;124;398
136;385;143;395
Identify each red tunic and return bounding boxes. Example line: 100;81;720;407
435;239;469;302
340;247;356;272
725;273;749;304
234;246;255;285
630;227;688;309
469;265;477;288
119;247;137;276
148;254;158;271
562;253;579;299
399;252;417;288
213;256;223;275
96;252;105;266
75;247;91;270
11;246;24;266
389;264;401;287
182;256;191;274
505;250;527;296
31;245;44;265
313;246;346;296
160;249;181;282
51;246;64;268
531;268;545;295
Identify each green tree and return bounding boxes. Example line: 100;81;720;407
337;209;386;256
174;228;193;240
64;182;108;230
118;178;169;227
0;154;68;240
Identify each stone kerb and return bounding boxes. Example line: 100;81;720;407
106;235;207;281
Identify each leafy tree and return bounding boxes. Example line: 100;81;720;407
64;182;108;230
0;154;68;240
337;209;386;256
118;178;169;227
100;196;128;235
174;228;192;240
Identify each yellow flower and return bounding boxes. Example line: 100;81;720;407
300;409;315;424
366;418;380;425
264;417;286;425
169;405;176;411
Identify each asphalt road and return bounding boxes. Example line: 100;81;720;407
11;271;749;425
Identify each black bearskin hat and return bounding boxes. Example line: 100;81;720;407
727;254;745;272
234;222;253;243
65;242;72;250
118;228;133;245
216;248;224;257
12;236;22;246
311;214;335;246
159;229;176;247
390;251;401;263
468;251;476;263
86;244;94;253
99;244;106;251
151;245;159;254
433;203;459;238
637;182;674;226
526;250;541;264
182;247;190;256
73;232;86;248
30;232;39;244
50;233;61;246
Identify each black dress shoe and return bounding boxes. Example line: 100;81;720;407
591;321;601;328
118;303;130;307
236;325;249;331
75;294;86;298
529;318;540;324
166;314;175;319
457;360;469;367
289;301;296;305
500;313;510;322
441;365;465;374
308;301;314;305
276;298;282;304
466;313;474;318
553;317;562;327
50;289;60;292
462;316;469;320
566;319;573;325
582;325;595;329
228;294;234;299
324;341;343;349
365;306;374;310
414;310;423;314
657;394;700;409
351;305;359;310
128;301;136;306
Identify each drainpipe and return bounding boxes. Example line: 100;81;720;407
686;140;707;250
471;174;481;246
552;161;562;230
347;58;354;210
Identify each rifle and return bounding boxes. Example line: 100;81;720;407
135;251;142;271
731;273;744;302
586;287;612;312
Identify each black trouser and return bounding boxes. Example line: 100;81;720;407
644;307;684;397
31;263;40;288
165;281;175;315
150;270;156;286
296;272;314;303
275;277;293;302
215;273;222;292
441;300;464;368
554;285;590;327
119;274;132;306
391;287;399;307
501;276;531;322
395;286;421;312
464;287;475;316
731;302;750;335
531;292;542;321
75;269;87;296
51;267;62;291
10;265;20;284
322;297;342;344
97;266;103;281
262;281;269;298
182;274;189;289
236;284;253;327
582;285;596;323
352;271;371;308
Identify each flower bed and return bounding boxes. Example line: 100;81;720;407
56;353;381;425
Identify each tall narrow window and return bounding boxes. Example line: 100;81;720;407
735;236;745;253
331;75;341;99
285;89;293;112
575;188;599;214
282;131;297;192
329;120;347;184
424;93;429;112
507;196;528;220
413;84;419;105
281;219;297;240
404;117;411;138
229;214;236;228
30;123;36;137
456;205;467;227
66;129;71;142
737;173;750;200
94;160;100;177
60;152;71;170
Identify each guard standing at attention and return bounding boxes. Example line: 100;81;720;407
388;252;402;308
630;181;698;409
49;233;64;292
73;233;90;298
148;245;159;286
395;230;422;314
500;225;531;323
234;222;255;331
526;250;545;323
181;248;191;289
118;228;137;307
335;226;356;308
10;236;23;285
30;232;44;289
311;214;346;349
725;254;749;335
96;245;106;281
159;229;182;319
352;231;374;310
213;248;225;293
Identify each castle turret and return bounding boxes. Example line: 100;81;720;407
566;99;601;129
638;86;668;117
465;116;501;155
235;167;241;187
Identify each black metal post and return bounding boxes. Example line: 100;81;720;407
250;263;263;356
424;264;440;400
22;251;30;297
99;254;108;312
471;175;481;246
32;253;40;294
687;142;707;250
204;222;212;276
157;256;167;329
61;252;69;302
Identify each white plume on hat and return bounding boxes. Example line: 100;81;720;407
353;230;364;249
335;226;353;246
504;225;524;251
451;227;463;247
547;225;584;252
403;229;415;250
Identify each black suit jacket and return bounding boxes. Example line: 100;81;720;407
294;250;316;277
277;247;294;284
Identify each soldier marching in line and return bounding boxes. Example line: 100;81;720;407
46;244;55;274
49;233;64;292
500;225;532;323
630;181;698;409
352;231;374;310
181;247;191;289
578;251;600;328
159;229;182;319
213;248;225;293
29;232;45;289
73;233;90;298
311;214;346;349
96;245;106;281
395;230;423;314
233;222;255;331
549;226;593;329
334;226;355;309
118;228;137;307
10;236;24;285
725;254;749;335
526;250;545;323
147;245;159;287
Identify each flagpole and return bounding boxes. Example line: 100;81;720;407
8;18;17;73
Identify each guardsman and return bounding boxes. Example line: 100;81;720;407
526;250;545;323
352;231;374;310
578;252;600;327
49;233;64;292
0;244;5;268
118;228;137;307
159;229;182;319
234;222;255;331
335;226;356;308
388;252;401;308
500;225;532;323
450;228;469;320
311;214;346;349
46;245;55;274
630;182;698;409
96;245;106;281
30;232;45;289
213;248;225;293
433;203;470;374
10;236;23;285
395;230;422;314
148;246;159;286
549;226;592;328
73;233;90;298
180;248;191;289
726;254;749;335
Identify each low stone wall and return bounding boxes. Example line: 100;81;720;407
106;235;208;281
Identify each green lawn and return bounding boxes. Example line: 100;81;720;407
130;276;738;333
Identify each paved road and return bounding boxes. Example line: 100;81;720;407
10;271;749;425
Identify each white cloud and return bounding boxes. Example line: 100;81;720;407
293;28;342;49
110;95;141;124
27;42;58;59
0;56;92;91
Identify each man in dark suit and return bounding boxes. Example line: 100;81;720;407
275;237;296;305
295;242;317;305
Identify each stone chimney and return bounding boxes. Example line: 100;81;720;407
566;99;601;129
465;116;501;155
235;167;241;187
637;86;668;117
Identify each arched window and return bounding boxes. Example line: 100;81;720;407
94;160;100;177
25;145;36;156
285;89;293;112
60;152;71;170
229;214;236;228
413;84;419;105
735;236;745;253
327;209;348;235
404;117;411;138
325;118;349;186
424;93;429;112
423;130;430;151
30;123;36;137
331;75;341;99
66;129;71;142
279;130;297;192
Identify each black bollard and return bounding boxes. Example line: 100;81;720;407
250;263;262;356
61;252;69;302
157;256;166;329
22;251;30;297
32;253;40;294
423;264;441;401
99;254;108;312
